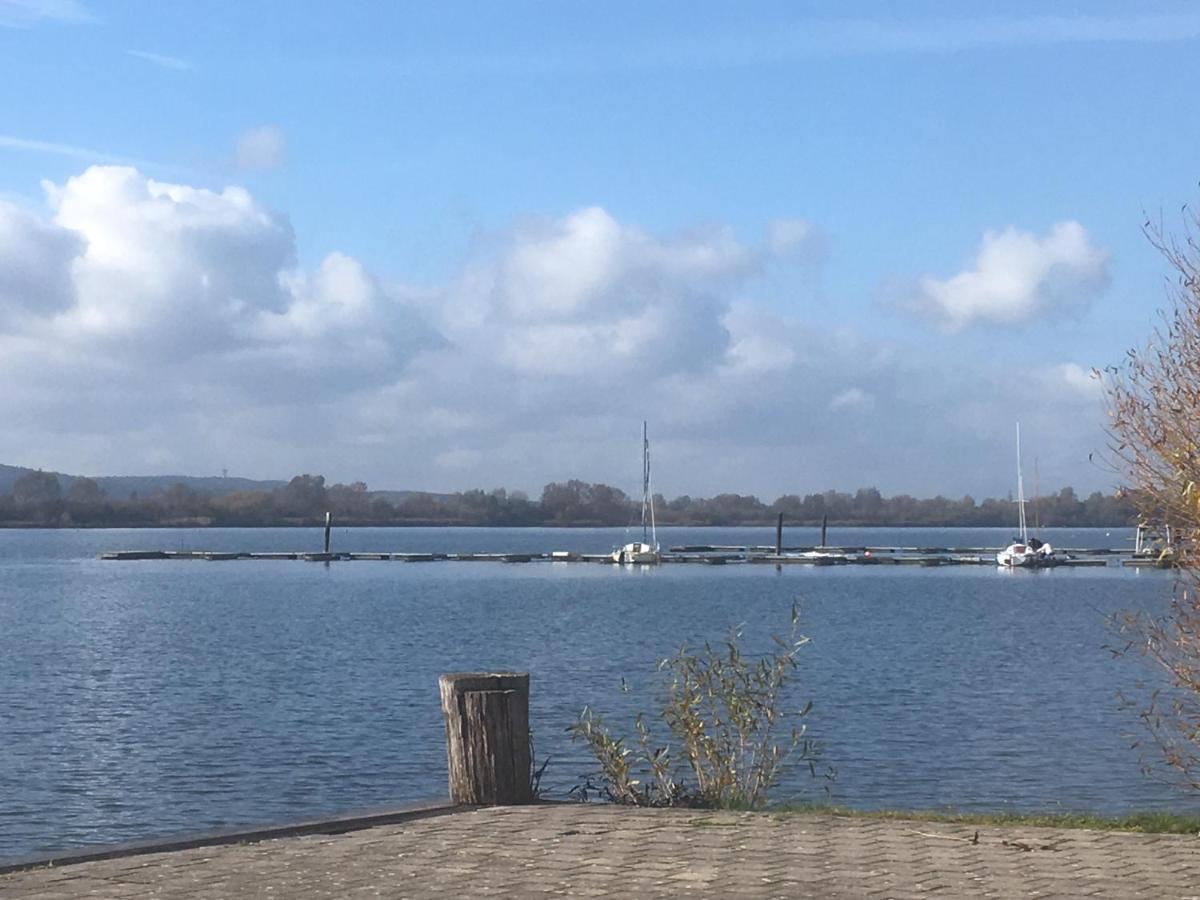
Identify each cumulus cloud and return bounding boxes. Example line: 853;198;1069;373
0;165;432;456
235;125;287;171
720;301;798;375
902;221;1110;331
0;179;838;485
435;206;754;379
0;200;83;327
41;166;295;354
0;168;1113;496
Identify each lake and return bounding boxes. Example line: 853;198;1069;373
1;525;1196;860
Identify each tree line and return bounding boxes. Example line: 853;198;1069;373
0;470;1136;528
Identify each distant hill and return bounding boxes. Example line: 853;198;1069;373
0;463;285;500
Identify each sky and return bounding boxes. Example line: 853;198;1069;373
1;0;1198;500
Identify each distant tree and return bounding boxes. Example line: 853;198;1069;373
12;471;61;506
853;487;884;521
328;481;370;519
1041;486;1083;526
211;489;277;525
456;488;499;521
370;496;396;520
589;483;634;524
769;494;805;520
395;492;442;520
799;493;827;521
541;480;585;523
538;480;632;525
889;494;922;524
67;477;105;505
277;474;328;518
158;483;205;518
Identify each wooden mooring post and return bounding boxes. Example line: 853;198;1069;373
323;512;332;554
439;672;532;805
776;512;783;555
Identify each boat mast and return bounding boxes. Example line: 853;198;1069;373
1016;422;1028;543
648;426;657;548
642;421;651;544
1033;456;1041;537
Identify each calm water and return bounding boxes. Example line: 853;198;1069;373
1;525;1195;860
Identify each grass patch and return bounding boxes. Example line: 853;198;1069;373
771;804;1200;834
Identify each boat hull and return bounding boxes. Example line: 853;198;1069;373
996;543;1058;568
611;541;661;565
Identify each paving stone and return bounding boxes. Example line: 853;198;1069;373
2;806;1199;898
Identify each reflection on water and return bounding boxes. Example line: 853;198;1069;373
0;526;1193;859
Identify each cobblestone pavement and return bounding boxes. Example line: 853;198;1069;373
2;805;1198;899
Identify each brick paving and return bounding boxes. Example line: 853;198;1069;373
2;804;1198;899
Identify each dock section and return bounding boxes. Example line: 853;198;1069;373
99;545;1155;568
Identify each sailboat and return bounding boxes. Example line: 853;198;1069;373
610;422;661;565
996;423;1056;568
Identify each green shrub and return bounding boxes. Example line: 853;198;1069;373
569;604;818;809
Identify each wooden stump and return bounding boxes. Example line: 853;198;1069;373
439;672;532;805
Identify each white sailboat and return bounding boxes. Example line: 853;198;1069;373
997;423;1056;568
611;422;661;565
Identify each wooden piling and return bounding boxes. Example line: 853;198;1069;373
820;514;828;548
439;672;532;805
323;512;332;554
775;513;783;556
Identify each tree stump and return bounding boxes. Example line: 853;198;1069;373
439;672;532;805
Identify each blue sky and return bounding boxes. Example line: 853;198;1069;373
2;1;1198;498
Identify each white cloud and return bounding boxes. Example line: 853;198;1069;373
0;167;1114;496
436;206;753;379
721;302;797;375
0;200;82;327
1043;362;1102;398
0;164;432;433
904;221;1110;332
235;125;287;171
42;166;294;352
0;0;92;27
126;50;191;71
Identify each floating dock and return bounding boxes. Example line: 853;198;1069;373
98;545;1157;568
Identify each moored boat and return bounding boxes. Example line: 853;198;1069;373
997;423;1057;569
611;422;661;565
